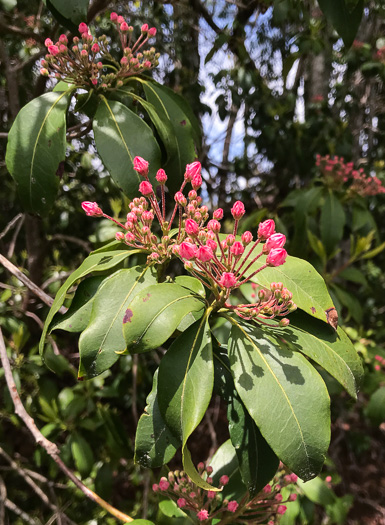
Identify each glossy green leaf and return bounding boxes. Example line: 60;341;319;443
142;81;197;192
318;0;364;48
320;190;346;254
175;275;206;297
79;266;158;378
50;275;105;333
210;439;247;501
123;283;205;354
265;311;363;399
242;251;335;323
93;97;161;198
365;387;385;426
297;476;336;506
135;370;180;468
5;90;74;215
46;0;89;31
228;318;331;481
130;520;155;525
40;248;140;361
158;316;216;490
70;433;94;478
159;499;188;518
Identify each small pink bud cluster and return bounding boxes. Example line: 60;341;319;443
41;16;160;89
375;45;385;62
374;354;385;372
152;464;238;522
83;158;295;327
316;155;385;197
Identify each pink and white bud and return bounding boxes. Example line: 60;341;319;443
156;169;167;184
40;68;49;76
185;219;199;236
80;49;88;57
59;34;68;44
177;498;187;508
184;161;201;181
188;190;197;200
230;242;244;256
139;181;153;195
117;15;125;24
241;231;253;245
48;45;59;56
148;27;157;36
91;43;100;53
258;219;275;240
179;242;198;260
265;233;286;252
226;234;235;246
141;23;149;32
206;466;213;474
277;506;287;515
266;248;287;267
152;484;159;492
213;208;223;220
110;12;118;21
125;232;135;242
45;38;53;47
120;56;128;65
142;211;154;222
78;22;88;34
206;239;217;252
197;510;209;522
115;232;124;241
207;219;221;233
219;475;229;486
220;272;237;288
192;173;202;190
174;191;187;206
59;44;67;53
159;477;170;491
197;246;214;262
133;156;149;176
81;201;103;216
290;474;298;483
231;201;245;220
227;501;239;513
120;22;129;32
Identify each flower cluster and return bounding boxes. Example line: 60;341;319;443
82;157;296;326
40;16;159;89
316;154;385;197
152;464;299;523
374;354;385;372
375;46;385;63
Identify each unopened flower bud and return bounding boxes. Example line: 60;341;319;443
81;201;103;216
91;43;100;53
40;68;49;76
231;200;245;220
141;23;149;32
48;45;59;56
179;242;198;260
241;231;253;245
230;241;244;256
159;477;170;491
149;27;157;36
133;156;149;176
184;161;201;181
227;501;239;513
219;475;229;486
277;505;287;515
220;272;237;288
207;219;220;233
174;191;187;206
156;168;167;184
115;232;124;241
206;239;217;251
110;12;118;21
177;498;186;508
258;219;275;240
197;245;213;262
125;232;135;242
226;234;235;246
207;491;216;499
289;494;297;501
192;173;202;190
265;233;286;252
80;49;88;56
139;181;153;195
197;510;209;521
266;248;287;267
188;190;197;200
59;34;68;44
120;22;129;31
78;22;88;34
185;219;199;236
213;208;223;220
117;15;125;24
45;38;53;47
152;484;159;492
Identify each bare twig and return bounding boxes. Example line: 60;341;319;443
132;354;138;425
0;475;6;524
0;213;24;240
41;271;72;291
4;497;39;524
0;327;134;523
0;132;8;139
0;253;66;314
7;214;25;258
48;234;91;252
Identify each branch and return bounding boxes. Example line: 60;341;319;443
0;327;134;524
0;253;66;314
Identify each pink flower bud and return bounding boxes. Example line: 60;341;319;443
206;466;213;474
59;44;67;53
91;43;100;53
185;219;199;236
110;12;118;21
141;23;149;32
279;318;290;327
91;78;98;85
207;219;221;233
78;22;88;34
213;208;223;220
207;491;216;499
289;494;297;501
219;475;229;486
220;272;237;288
277;505;287;515
142;211;154;222
48;45;59;56
197;510;209;522
188;190;197;200
258;219;275;240
133;156;149;176
81;49;88;56
230;242;244;256
156;169;167;184
40;68;49;76
192;173;202;190
59;34;68;44
275;494;283;502
177;498;186;508
45;38;53;47
266;248;287;267
231;200;245;220
81;201;103;216
115;232;124;241
290;474;298;483
125;232;135;242
227;501;239;513
184;161;201;181
159;477;170;491
179;242;198;260
226;234;235;246
241;231;253;245
139;181;153;195
149;27;157;36
263;484;272;493
206;239;217;251
265;233;286;252
152;484;159;492
174;192;187;206
120;22;129;32
143;60;152;69
97;61;103;69
197;462;205;471
117;15;125;24
197;246;213;262
120;56;128;65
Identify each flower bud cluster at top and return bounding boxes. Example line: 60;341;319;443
316;154;385;197
152;463;299;523
374;354;385;373
40;16;159;89
82;157;296;326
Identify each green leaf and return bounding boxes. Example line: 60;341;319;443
318;0;364;48
320;190;346;255
123;283;205;354
365;387;385;426
93;97;161;198
135;370;180;468
297;476;336;506
228;318;331;481
46;0;89;32
142;81;197;192
130;520;155;525
183;446;219;491
175;275;206;297
70;433;94;478
50;275;105;333
5;90;74;215
242;253;335;323
159;499;188;518
158;316;216;490
79;266;158;378
332;284;363;324
338;267;367;286
361;240;385;259
210;439;247;501
40;248;140;362
266;311;363;399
